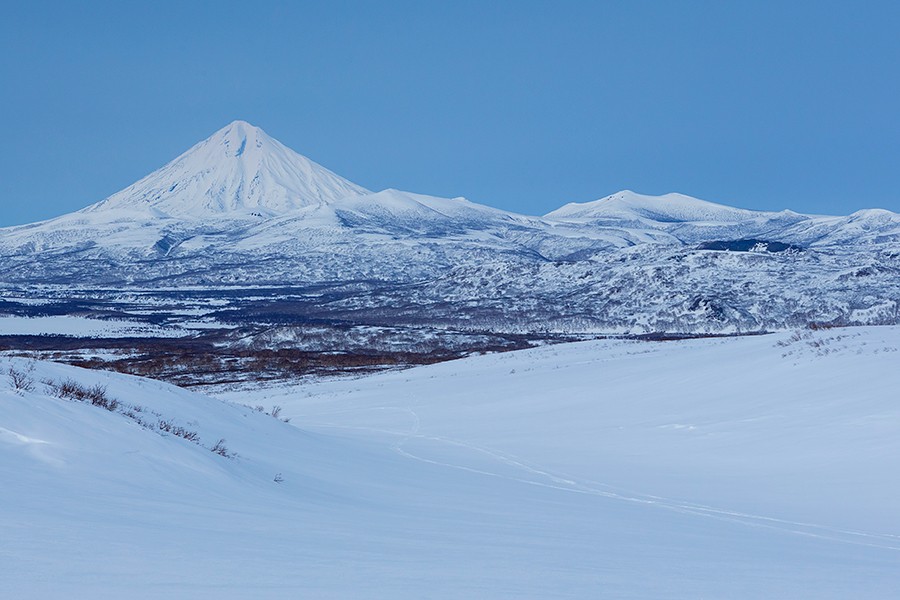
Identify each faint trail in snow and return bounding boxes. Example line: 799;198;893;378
302;405;900;553
394;430;900;551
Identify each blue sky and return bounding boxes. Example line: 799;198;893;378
2;1;899;226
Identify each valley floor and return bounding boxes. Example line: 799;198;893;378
3;326;900;598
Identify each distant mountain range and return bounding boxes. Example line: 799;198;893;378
2;120;899;336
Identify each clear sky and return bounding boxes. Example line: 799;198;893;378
2;1;899;226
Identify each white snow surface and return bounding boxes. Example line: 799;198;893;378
0;315;179;338
4;326;900;598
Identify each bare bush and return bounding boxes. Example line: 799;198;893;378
44;378;118;411
7;365;35;392
45;378;85;400
807;321;838;331
122;406;153;428
158;419;200;442
776;330;813;347
268;405;290;423
211;438;232;457
176;428;200;442
85;384;118;411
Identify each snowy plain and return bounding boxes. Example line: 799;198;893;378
0;315;180;338
3;326;900;598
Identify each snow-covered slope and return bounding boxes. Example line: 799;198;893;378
253;326;900;537
4;327;900;598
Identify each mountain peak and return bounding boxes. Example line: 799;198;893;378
224;119;256;130
546;190;756;223
212;120;266;157
83;121;370;219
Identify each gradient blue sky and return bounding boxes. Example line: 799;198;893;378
2;1;899;226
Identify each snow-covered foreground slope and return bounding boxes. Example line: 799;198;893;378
5;327;900;598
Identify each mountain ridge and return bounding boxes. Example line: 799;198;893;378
2;120;900;336
545;190;758;223
21;119;898;226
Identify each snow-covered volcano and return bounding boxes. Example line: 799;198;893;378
83;120;370;219
2;121;900;334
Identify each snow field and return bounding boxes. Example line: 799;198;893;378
3;327;900;598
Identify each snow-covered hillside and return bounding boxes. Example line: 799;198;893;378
4;327;900;598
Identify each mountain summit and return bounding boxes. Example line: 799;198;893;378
83;120;370;219
546;190;755;223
